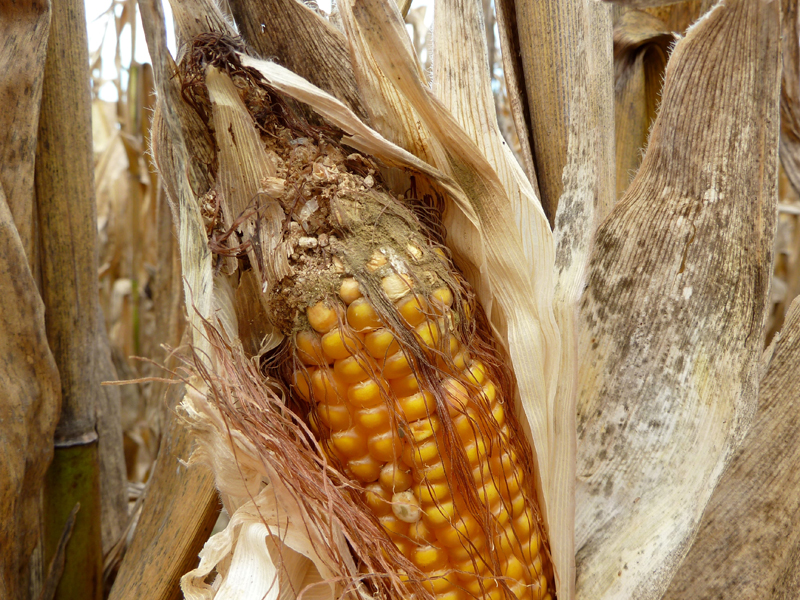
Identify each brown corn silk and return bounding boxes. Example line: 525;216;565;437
179;35;553;600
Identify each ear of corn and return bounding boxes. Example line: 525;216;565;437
261;100;554;598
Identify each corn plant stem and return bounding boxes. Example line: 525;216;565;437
35;0;103;595
43;442;102;600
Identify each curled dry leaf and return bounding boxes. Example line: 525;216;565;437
0;187;61;599
575;1;780;599
663;295;800;597
613;10;674;198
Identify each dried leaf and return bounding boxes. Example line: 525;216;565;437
575;1;780;599
663;294;800;597
494;0;538;190
514;0;616;224
613;11;674;198
781;0;800;195
0;186;60;600
0;0;50;267
226;0;367;118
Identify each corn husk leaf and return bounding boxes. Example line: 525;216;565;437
781;0;800;196
512;0;615;224
575;1;780;599
0;184;61;599
225;0;367;118
493;0;538;189
613;10;674;198
662;293;800;597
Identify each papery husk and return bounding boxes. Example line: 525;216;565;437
613;10;673;199
780;0;800;196
0;184;61;599
512;0;615;225
662;294;800;597
575;1;780;599
225;0;367;118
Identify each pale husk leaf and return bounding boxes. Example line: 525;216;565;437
663;294;800;597
575;1;780;598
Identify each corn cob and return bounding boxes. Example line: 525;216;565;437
235;78;555;599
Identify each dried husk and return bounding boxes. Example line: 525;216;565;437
0;185;61;599
612;10;673;199
781;0;800;196
512;0;615;225
575;1;780;599
225;0;367;118
662;294;800;597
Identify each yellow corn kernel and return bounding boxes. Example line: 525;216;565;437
368;428;404;462
442;378;470;416
364;328;400;359
379;463;413;493
292;369;313;401
333;355;374;383
449;535;488;563
477;481;503;509
378;513;409;539
398;391;436;421
321;327;361;361
397;294;428;326
430;287;454;313
423;500;457;529
408;519;434;545
308;301;339;333
502;555;527;582
415;319;442;350
510;493;527;517
452;349;469;371
295;330;328;366
452;552;489;577
347;297;382;331
354;403;390;431
364;482;392;516
408;415;441;442
390;373;421;397
512;508;535;542
339;277;362;304
509;582;533;600
414;480;452;505
347;378;384;407
413;457;451;482
464;437;489;466
434;513;482;548
402;435;444;467
311;369;348;404
412;545;448;572
347;454;382;483
316;403;351;431
436;588;465;600
466;361;487;386
330;427;368;458
382;350;413;379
